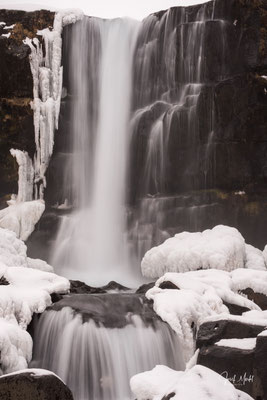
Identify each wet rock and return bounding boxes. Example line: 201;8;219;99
241;288;267;310
159;281;180;290
0;369;73;400
50;293;159;328
196;319;264;348
223;301;250;316
198;344;255;396
0;275;9;285
70;280;106;294
136;282;155;294
69;280;129;294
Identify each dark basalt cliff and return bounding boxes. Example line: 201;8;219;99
0;0;267;260
0;10;54;207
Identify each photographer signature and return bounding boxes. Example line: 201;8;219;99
221;371;254;386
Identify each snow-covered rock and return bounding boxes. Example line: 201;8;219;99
0;227;69;374
130;364;253;400
146;268;263;360
141;225;267;278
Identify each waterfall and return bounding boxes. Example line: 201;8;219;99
51;17;142;286
129;2;227;261
32;307;185;400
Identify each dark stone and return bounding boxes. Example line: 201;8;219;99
197;326;267;399
254;334;267;399
0;370;73;400
0;275;9;285
196;319;264;348
159;281;180;290
223;301;250;315
101;280;130;292
136;282;155;294
241;288;267;310
198;344;255;396
50;292;64;303
49;293;159;328
162;393;176;400
70;280;106;294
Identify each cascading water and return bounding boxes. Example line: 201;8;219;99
51;17;142;286
32;305;185;400
34;4;227;399
129;2;227;261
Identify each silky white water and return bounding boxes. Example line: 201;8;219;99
32;307;185;400
52;17;142;286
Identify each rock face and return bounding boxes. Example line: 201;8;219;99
197;319;267;399
0;370;73;400
0;1;267;261
0;10;54;207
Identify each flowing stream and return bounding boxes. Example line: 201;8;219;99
32;306;185;400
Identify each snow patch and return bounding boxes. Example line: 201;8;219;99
0;227;69;374
130;364;253;400
215;338;256;350
141;225;267;278
0;200;45;241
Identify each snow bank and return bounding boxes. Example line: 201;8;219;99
146;269;262;360
0;199;45;241
141;225;267;278
0;319;32;375
215;338;256;350
0;227;69;374
130;364;253;400
1;368;61;379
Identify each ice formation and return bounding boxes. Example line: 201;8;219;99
130;364;253;400
24;9;83;200
0;227;69;374
141;225;267;278
146;269;264;360
0;149;44;241
0;11;83;242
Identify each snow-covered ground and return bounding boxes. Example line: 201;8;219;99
0;227;69;374
130;364;253;400
142;225;267;278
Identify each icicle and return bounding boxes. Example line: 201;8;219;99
23;9;83;200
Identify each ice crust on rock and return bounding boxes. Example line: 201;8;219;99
141;225;267;278
130;364;253;400
0;227;69;374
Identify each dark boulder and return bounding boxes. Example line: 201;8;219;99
241;288;267;310
196;319;264;348
198;344;255;396
50;292;159;328
0;370;73;400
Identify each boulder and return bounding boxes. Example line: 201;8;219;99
0;369;73;400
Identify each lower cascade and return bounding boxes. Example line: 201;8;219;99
31;305;185;400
